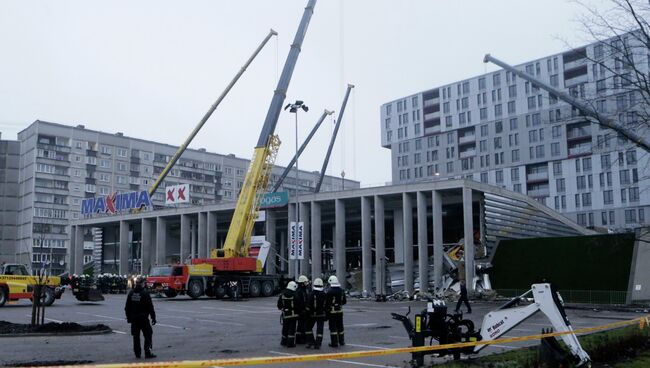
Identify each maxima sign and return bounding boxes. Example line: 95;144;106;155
81;191;152;215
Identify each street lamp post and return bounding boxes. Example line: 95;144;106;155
284;100;308;279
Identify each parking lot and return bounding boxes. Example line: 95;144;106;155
1;292;643;367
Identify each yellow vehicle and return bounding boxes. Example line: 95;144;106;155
0;263;64;307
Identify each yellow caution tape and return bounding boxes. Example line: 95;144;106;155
38;315;650;368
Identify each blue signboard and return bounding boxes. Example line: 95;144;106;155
259;191;289;209
81;190;152;215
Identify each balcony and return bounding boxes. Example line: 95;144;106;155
527;188;550;197
568;144;592;157
458;135;475;145
37;143;71;153
459;149;476;158
526;172;549;182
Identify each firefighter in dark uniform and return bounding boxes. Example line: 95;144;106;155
325;275;346;347
277;281;301;348
295;275;310;344
305;277;327;349
124;276;157;359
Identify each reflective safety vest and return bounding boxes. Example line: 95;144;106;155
280;294;297;319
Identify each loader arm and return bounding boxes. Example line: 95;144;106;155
474;283;590;366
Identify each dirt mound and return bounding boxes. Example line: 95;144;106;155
0;321;111;335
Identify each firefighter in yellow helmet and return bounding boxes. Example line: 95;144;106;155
277;281;301;347
295;275;310;344
325;275;346;347
305;278;327;349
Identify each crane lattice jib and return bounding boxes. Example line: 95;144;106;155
215;135;281;259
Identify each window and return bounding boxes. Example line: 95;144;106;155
582;157;592;171
445;116;452;127
556;178;566;192
511;149;520;162
551;143;560;156
412;96;418;108
480;172;488;183
603;190;614;205
479;140;487;152
495;170;503;183
576;175;587;190
461;97;469;109
625;209;637;224
620;169;630;185
508;85;516;99
552;126;561;138
596;79;606;93
480;125;488;137
514;183;522;193
493;137;502;149
117;148;128;157
511;168;519;181
117;162;127;171
582;193;592;206
117;176;126;184
478;77;486;90
494;104;502;117
495;121;503;133
626;150;637;164
550;74;558;87
527;96;536;109
507;101;516;114
493;73;501;86
385;104;392;115
630;187;639;202
509;118;518;130
446;161;454;173
480;108;487;120
553;161;562;176
443;102;450;114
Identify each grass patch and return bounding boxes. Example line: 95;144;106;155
431;324;650;367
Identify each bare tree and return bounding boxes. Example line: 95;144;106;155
573;0;650;156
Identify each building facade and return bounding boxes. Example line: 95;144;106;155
6;120;358;273
381;34;649;231
0;134;20;262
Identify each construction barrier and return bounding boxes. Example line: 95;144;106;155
42;315;650;368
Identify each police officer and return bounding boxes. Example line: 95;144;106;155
277;281;301;348
325;275;346;347
305;278;327;349
295;275;310;344
124;276;156;359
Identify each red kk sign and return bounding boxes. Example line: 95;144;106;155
165;184;190;205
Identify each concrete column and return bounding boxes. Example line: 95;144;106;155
119;220;129;274
463;187;475;290
180;214;190;263
191;219;197;259
394;209;404;264
280;230;287;273
74;226;84;274
361;197;372;295
300;202;310;277
141;218;153;274
156;217;167;265
335;199;346;288
311;202;322;278
403;193;414;296
69;225;76;273
288;203;296;279
207;212;217;257
198;213;207;258
265;210;277;275
432;190;444;295
417;191;429;293
374;195;385;296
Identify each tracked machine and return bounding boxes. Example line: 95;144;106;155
392;283;591;367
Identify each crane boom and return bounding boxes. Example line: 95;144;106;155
213;0;318;264
271;109;334;193
483;53;650;153
315;84;354;192
148;29;278;199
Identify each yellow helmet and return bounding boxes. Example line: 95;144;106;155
286;281;298;291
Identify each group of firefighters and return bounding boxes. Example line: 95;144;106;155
277;275;346;349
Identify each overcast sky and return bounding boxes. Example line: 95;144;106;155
0;0;609;185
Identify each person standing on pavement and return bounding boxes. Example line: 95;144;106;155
455;279;472;314
306;278;327;349
325;275;346;347
124;276;157;359
277;281;301;348
295;275;310;344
